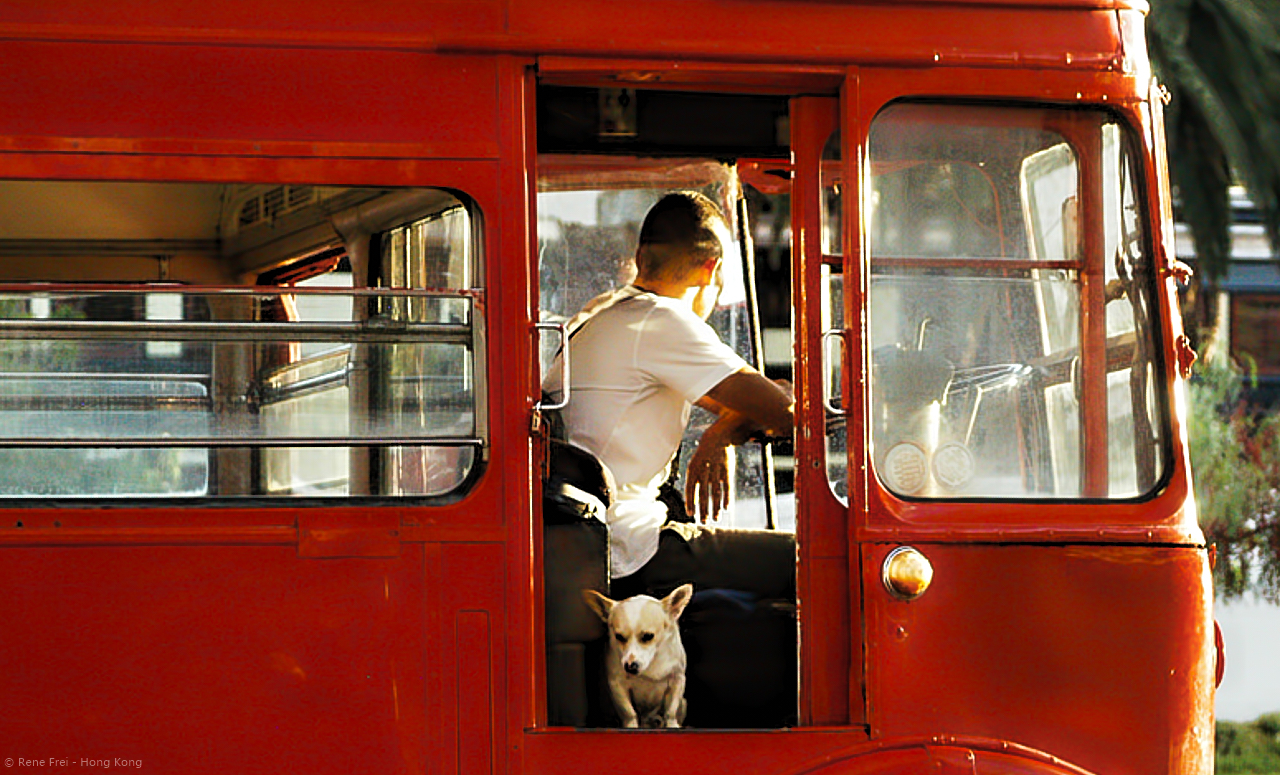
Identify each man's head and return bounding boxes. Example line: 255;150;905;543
634;192;732;318
632;190;727;280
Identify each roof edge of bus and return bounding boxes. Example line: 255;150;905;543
850;0;1146;10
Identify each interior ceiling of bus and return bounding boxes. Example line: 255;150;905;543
0;182;457;283
537;86;790;158
0;181;227;241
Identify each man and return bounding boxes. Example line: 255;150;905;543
542;191;794;597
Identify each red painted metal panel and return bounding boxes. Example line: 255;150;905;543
522;728;872;775
0;0;505;44
792;94;858;727
0;544;429;773
299;511;401;558
0;41;500;154
863;543;1214;775
457;611;494;775
434;543;508;775
796;738;1109;775
805;556;853;725
0;0;1130;72
499;1;1125;69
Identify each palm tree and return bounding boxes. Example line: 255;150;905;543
1148;0;1280;601
1149;0;1280;284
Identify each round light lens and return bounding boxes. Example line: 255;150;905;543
882;546;934;601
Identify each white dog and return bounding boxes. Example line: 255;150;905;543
583;584;693;728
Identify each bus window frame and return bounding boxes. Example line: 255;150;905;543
847;70;1194;540
0;178;497;506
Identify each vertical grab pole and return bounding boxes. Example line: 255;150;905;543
736;194;779;530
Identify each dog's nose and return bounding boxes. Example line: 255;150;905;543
624;661;640;675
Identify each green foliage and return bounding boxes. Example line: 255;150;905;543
1149;0;1280;280
1187;358;1280;601
1217;713;1280;774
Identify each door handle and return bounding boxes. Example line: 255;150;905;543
821;328;846;417
535;321;569;412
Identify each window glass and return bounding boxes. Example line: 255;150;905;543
0;292;210;497
537;159;787;529
0;182;482;499
868;103;1166;499
816;131;850;504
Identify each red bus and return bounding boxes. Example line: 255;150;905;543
0;1;1215;773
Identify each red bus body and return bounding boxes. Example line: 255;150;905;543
0;2;1214;774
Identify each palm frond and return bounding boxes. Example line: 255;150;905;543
1149;0;1280;279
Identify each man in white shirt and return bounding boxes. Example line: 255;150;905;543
542;191;794;597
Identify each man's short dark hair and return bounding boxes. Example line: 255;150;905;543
636;192;729;280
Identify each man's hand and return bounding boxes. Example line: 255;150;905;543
685;427;733;522
686;371;794;522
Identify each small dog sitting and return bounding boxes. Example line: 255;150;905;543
583;584;693;728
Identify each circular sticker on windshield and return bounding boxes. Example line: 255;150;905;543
883;442;928;495
932;442;975;491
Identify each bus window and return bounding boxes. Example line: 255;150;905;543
260;202;479;497
0;182;483;500
538;160;783;528
867;103;1166;499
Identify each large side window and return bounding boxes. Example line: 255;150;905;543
0;182;483;500
868;103;1166;499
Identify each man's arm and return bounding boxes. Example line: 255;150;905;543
696;369;794;438
685;368;794;521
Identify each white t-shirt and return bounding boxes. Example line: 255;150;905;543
542;286;748;577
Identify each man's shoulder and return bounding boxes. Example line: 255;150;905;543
589;290;683;329
622;292;704;329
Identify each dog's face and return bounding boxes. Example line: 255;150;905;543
585;584;692;676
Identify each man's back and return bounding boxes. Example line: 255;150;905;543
542;286;746;575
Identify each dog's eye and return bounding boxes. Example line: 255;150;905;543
614;632;626;643
639;632;654;643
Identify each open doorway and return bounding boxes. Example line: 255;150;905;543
535;85;801;729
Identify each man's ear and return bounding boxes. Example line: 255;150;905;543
583;589;614;623
701;255;722;282
662;583;694;620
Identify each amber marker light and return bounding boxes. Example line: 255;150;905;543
882;546;934;601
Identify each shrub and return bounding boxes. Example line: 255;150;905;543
1217;715;1280;774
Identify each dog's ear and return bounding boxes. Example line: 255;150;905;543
582;589;614;622
662;583;694;620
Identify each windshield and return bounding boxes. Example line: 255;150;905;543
865;103;1167;500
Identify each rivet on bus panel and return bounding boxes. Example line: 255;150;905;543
882;546;933;601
